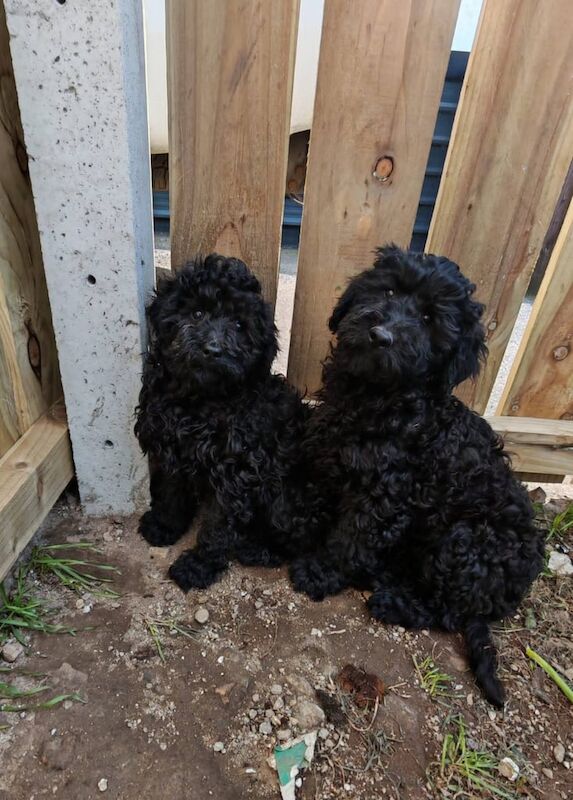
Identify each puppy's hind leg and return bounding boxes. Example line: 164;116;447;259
368;577;435;629
139;463;199;546
289;553;349;601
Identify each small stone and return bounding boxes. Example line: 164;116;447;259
194;607;209;625
294;699;325;729
542;768;554;779
265;709;274;719
554;743;566;763
325;738;335;749
259;721;272;736
252;693;260;703
159;742;167;751
103;531;113;542
262;589;272;596
318;728;329;740
213;741;225;753
1;641;24;663
273;697;284;710
310;628;322;637
547;551;573;577
98;778;108;792
286;675;313;697
75;598;85;609
254;600;264;610
276;729;291;742
248;709;257;720
487;709;496;721
466;693;474;706
270;683;282;695
498;757;519;782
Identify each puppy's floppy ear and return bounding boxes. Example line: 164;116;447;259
373;243;405;268
328;283;360;333
447;289;487;388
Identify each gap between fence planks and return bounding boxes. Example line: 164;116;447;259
0;4;61;457
498;200;573;421
426;0;573;415
488;417;573;477
167;0;299;305
0;402;74;581
287;0;460;394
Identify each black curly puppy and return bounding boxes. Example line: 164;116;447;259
135;254;308;591
290;245;544;707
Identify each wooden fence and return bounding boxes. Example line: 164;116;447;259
167;0;573;476
0;4;73;579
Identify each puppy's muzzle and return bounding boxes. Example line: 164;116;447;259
202;339;223;357
369;325;393;347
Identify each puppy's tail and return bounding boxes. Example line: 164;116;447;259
464;617;505;708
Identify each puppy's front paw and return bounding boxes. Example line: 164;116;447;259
168;551;225;592
289;557;347;601
139;510;183;546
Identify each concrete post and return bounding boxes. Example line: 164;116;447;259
4;0;154;514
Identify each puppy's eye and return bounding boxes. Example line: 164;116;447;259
193;310;203;320
235;321;242;330
422;312;431;323
386;289;394;297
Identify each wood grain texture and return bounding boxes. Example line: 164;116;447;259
287;0;460;393
167;0;299;304
0;402;73;581
0;4;61;457
497;201;573;420
426;0;573;414
487;417;573;476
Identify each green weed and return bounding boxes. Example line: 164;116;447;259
413;655;457;698
0;568;76;645
29;542;120;597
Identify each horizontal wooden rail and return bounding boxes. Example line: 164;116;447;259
0;402;74;581
487;417;573;476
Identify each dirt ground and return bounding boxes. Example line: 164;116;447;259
1;490;572;800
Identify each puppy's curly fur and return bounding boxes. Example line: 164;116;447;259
290;245;544;707
135;254;308;591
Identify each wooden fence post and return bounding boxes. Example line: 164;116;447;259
167;0;299;305
4;0;155;514
426;0;573;414
287;0;460;394
498;200;573;421
0;3;61;457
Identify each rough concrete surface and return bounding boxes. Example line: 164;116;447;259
5;0;154;514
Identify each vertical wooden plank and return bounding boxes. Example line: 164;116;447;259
498;201;573;420
426;0;573;414
287;0;460;393
167;0;300;304
0;3;61;457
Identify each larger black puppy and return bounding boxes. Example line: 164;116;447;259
135;255;308;590
290;245;544;706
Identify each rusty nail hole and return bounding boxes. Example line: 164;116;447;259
56;0;66;5
87;274;96;285
104;439;114;448
373;156;394;183
553;345;569;361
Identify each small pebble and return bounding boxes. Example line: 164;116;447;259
319;728;329;740
542;768;554;779
554;743;566;763
97;778;108;792
259;721;272;735
254;600;264;610
277;729;291;742
75;598;85;609
248;709;257;720
194;607;209;625
498;757;519;782
270;684;282;695
213;741;225;753
252;693;260;703
1;641;24;663
466;693;474;706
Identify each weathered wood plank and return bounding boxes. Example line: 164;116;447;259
0;403;74;581
0;4;61;457
488;417;573;476
287;0;460;393
426;0;573;414
498;201;573;421
167;0;299;304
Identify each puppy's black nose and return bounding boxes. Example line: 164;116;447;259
369;325;393;347
203;341;222;357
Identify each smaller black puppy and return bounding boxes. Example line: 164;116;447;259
135;255;308;590
291;245;544;706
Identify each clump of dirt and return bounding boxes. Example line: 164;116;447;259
0;491;572;800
